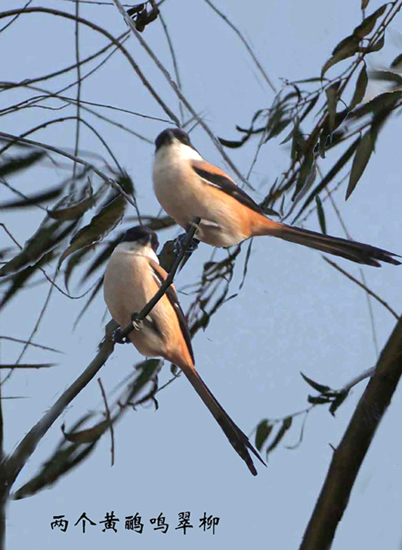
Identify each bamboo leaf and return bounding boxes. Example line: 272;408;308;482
353;5;387;39
295;138;360;221
346;131;374;199
325;82;340;132
0;151;44;178
301;372;331;393
322;36;360;75
315;196;327;235
350;66;368;109
390;53;402;70
255;419;273;452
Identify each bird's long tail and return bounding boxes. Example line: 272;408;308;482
180;363;265;476
253;217;400;267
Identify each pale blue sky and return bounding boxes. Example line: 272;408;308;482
1;1;401;548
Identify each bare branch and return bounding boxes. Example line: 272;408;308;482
323;257;399;320
300;316;402;550
97;378;115;466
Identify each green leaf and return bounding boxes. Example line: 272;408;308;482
325;82;340;132
353;5;386;39
300;372;331;393
322;35;360;75
293;151;315;200
329;390;349;416
0;215;77;278
361;0;370;9
315;196;327;235
255;419;273;452
363;34;385;53
369;70;402;87
0;250;55;308
0;151;44;178
390;53;402;70
0;184;63;210
350;66;368;109
346;131;373;200
294;138;360;221
266;417;293;457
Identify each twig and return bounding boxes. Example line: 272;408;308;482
111;0;253;189
300;316;402;550
118;217;201;340
203;0;277;93
97;378;115;466
323;257;399;320
0;336;62;354
0;8;180;126
0;131;137;210
4;328;115;487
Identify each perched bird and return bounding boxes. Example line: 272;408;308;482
153;128;400;267
103;225;264;475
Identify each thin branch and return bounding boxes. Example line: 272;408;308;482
4;329;116;487
203;0;277;93
0;336;62;354
97;378;115;466
72;0;82;183
158;11;185;123
323;257;399;320
300;316;402;550
0;8;180;125
111;0;253;189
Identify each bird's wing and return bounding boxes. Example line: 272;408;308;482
149;259;195;364
190;159;264;215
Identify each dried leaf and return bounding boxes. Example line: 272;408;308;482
48;183;107;220
59;195;127;265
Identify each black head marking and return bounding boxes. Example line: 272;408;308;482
121;226;159;252
155;128;194;152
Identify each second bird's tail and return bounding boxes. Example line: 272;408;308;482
180;363;265;476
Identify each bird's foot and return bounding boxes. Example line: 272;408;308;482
112;328;130;345
174;232;200;258
131;312;144;331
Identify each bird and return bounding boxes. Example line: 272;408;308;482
152;128;400;267
103;225;264;475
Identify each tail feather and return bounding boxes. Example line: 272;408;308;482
181;364;265;476
255;218;400;267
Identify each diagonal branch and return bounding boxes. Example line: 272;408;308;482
300;315;402;550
